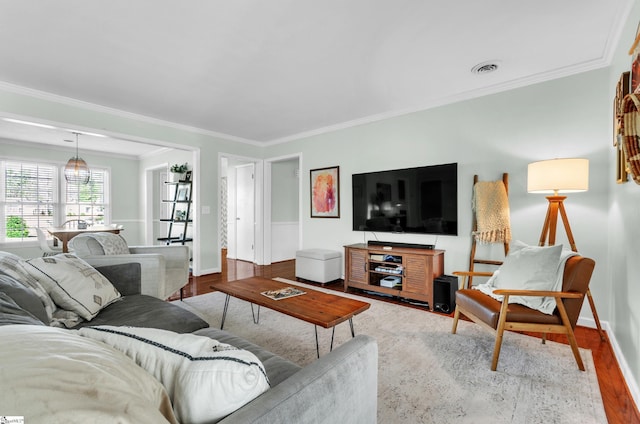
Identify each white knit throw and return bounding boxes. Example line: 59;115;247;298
472;180;511;243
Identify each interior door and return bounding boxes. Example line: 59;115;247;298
236;163;255;262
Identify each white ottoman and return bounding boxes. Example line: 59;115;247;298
295;249;342;284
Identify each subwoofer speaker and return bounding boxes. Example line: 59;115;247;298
433;275;458;314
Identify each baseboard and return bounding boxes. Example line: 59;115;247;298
194;266;219;276
578;317;640;409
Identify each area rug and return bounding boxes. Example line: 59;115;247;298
173;279;606;424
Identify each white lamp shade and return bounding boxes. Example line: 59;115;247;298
527;158;589;194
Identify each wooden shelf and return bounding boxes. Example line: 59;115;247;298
157;237;193;243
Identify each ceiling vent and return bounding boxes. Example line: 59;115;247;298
471;61;500;75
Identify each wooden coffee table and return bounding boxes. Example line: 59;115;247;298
210;277;370;357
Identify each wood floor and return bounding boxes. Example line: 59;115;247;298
176;258;639;424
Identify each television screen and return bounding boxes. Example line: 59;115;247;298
352;163;457;235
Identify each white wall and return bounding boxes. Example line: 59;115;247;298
607;0;640;402
271;159;299;222
270;158;300;261
266;70;610;301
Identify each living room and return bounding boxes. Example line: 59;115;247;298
0;1;639;422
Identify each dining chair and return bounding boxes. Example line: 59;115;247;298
35;227;63;257
62;219;88;229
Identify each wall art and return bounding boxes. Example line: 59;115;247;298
614;71;630;183
310;166;340;218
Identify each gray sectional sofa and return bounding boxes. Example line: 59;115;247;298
0;256;378;424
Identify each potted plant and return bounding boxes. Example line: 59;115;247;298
170;163;188;182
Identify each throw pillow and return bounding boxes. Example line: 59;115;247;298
475;241;564;314
0;251;55;321
491;241;562;290
24;254;121;321
78;325;271;424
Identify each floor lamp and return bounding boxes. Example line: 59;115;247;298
527;158;606;341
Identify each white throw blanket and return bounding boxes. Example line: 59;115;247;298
79;325;270;424
1;325;177;423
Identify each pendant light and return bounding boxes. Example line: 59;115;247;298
64;132;90;184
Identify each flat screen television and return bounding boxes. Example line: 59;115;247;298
352;163;457;236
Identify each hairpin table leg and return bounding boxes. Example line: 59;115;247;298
251;304;261;324
220;294;230;330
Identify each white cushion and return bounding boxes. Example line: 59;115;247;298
78;325;271;424
475;241;570;314
24;254;121;321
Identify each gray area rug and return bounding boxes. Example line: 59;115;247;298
174;279;606;424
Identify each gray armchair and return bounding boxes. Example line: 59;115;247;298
68;233;189;300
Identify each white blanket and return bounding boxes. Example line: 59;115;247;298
0;325;177;424
79;325;271;424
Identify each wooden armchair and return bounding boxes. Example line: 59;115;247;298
451;255;595;371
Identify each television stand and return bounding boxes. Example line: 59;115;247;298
344;243;444;309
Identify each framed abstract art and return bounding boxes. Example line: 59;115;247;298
310;166;340;218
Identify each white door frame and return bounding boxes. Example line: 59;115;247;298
263;152;303;265
218;152;264;266
143;164;169;245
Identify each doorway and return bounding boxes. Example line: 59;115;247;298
220;153;301;267
265;156;301;263
144;147;199;273
220;155;262;265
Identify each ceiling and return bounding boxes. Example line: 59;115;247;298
0;119;170;158
0;0;633;155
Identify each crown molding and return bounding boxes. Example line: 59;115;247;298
0;137;149;161
0;81;261;146
265;57;612;146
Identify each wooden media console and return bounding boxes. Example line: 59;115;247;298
344;243;444;309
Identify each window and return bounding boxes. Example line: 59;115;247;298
3;161;56;242
64;168;108;226
1;159;110;243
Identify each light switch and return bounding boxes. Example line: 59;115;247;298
202;206;211;214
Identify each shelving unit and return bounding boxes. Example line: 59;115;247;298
158;179;193;245
344;243;444;309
